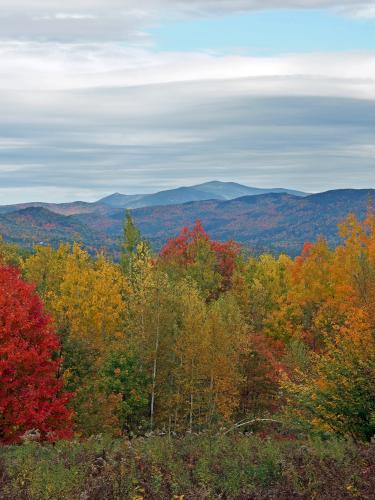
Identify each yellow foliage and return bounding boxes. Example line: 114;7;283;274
56;245;130;352
0;237;22;267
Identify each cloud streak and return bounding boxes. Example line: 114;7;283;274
0;2;374;203
1;70;375;202
1;42;375;95
0;1;374;42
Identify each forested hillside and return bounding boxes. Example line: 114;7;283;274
0;208;374;498
131;189;374;252
0;189;374;256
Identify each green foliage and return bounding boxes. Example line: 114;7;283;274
1;436;374;500
62;337;99;393
61;337;102;434
283;326;375;441
100;349;149;433
0;441;87;500
121;209;142;276
184;237;222;297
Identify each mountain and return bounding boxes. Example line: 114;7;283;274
128;189;373;253
1;189;373;256
0;207;108;251
97;186;223;209
0;181;307;215
0;201;110;216
96;193;146;209
97;181;308;209
124;186;225;208
191;181;308;200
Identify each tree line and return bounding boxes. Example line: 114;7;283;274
0;208;374;443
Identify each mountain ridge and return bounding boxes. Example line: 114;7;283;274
96;181;308;209
190;181;308;200
1;188;373;256
0;181;308;215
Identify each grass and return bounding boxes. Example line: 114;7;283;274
0;434;374;499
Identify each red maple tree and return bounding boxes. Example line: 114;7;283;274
160;220;240;291
0;266;73;444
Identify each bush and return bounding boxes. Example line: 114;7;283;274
0;435;374;499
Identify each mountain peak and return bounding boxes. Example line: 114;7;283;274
97;181;308;209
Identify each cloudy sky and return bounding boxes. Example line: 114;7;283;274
0;1;374;203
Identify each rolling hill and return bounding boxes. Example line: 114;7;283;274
0;189;373;256
127;189;374;253
0;207;109;252
0;200;110;217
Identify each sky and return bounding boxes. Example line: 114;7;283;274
0;1;375;203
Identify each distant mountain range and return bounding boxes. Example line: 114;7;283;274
130;189;374;254
98;181;308;209
0;181;308;215
0;183;373;256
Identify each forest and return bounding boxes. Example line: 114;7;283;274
0;209;375;499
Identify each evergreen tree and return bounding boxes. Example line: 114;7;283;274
121;210;142;276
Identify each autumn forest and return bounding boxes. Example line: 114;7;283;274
1;209;375;498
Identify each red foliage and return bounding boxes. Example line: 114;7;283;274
296;241;314;264
0;266;73;444
240;334;286;416
250;334;286;376
160;220;240;291
160;221;209;264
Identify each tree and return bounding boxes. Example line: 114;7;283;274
121;210;142;276
270;240;346;350
26;244;130;436
101;349;149;434
163;283;246;431
160;221;240;298
231;253;290;335
283;309;375;441
0;236;21;267
23;243;70;316
56;245;128;353
0;266;73;444
239;333;285;418
127;243;173;430
172;280;210;431
336;209;375;326
204;296;246;424
61;336;101;436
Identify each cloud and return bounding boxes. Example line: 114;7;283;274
0;2;374;203
0;1;374;42
0;0;373;12
342;5;375;18
0;42;374;201
1;42;375;95
0;50;374;202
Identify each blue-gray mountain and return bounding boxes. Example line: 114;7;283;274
97;181;308;209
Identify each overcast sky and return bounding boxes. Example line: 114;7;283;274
0;0;374;203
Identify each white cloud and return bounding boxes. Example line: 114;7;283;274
0;1;373;42
54;13;97;20
342;5;375;18
0;0;372;11
0;1;374;202
0;42;374;100
0;64;374;201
